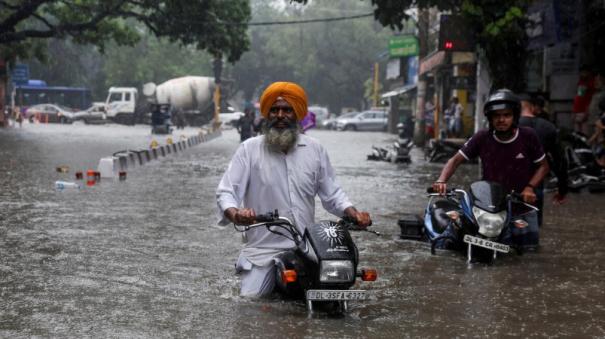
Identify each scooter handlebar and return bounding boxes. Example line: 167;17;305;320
427;187;454;194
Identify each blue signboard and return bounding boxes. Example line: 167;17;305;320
11;64;29;85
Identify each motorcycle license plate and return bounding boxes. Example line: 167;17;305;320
306;290;366;301
463;235;510;253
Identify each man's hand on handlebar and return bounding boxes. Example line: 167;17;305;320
521;186;537;204
344;207;372;228
225;207;256;225
432;181;447;195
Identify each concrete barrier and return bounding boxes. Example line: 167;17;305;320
117;155;129;171
97;128;220;180
143;150;152;162
98;156;118;178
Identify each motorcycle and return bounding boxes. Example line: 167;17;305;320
422;181;538;264
367;145;390;161
552;131;605;193
233;210;378;313
425;138;466;163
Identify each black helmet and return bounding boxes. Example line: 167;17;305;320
484;89;521;128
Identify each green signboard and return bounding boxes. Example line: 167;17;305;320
388;35;419;58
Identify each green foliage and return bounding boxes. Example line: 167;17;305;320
232;0;393;112
362;0;530;91
0;0;251;62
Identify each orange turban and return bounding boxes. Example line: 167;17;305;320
259;82;308;121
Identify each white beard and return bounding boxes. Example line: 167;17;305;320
264;125;301;152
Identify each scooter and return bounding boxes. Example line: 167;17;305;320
366;123;413;163
422;181;538;264
151;104;173;135
389;122;414;162
233;210;378;313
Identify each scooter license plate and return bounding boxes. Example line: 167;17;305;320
464;235;510;253
306;290;366;301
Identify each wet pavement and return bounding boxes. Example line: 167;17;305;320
1;123;604;338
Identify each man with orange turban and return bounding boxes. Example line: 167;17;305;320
216;81;372;298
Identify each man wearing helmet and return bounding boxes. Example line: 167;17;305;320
432;89;550;251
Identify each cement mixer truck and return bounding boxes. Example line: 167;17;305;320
105;76;219;126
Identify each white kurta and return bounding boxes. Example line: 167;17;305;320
216;134;353;267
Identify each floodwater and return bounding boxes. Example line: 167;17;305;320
1;123;604;338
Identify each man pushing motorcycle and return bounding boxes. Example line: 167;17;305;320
432;89;550;251
216;81;371;297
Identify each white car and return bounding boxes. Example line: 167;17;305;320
322;112;359;130
336;110;388;131
308;106;329;127
73;102;107;124
25;104;76;124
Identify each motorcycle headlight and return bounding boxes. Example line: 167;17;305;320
472;207;507;238
319;260;354;283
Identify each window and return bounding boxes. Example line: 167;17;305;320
109;93;122;102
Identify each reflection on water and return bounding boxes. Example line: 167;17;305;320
1;125;604;337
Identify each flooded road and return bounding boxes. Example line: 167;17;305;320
1;124;604;337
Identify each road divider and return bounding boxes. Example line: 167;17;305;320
96;129;221;178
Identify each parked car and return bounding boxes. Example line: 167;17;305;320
218;112;245;128
73;102;107;124
26;104;76;124
336;110;388;131
321;111;358;130
307;105;329;127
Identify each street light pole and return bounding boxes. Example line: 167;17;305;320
373;62;380;107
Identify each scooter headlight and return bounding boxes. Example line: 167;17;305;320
319;260;354;283
472;207;507;238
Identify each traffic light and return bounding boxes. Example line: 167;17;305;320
438;15;475;52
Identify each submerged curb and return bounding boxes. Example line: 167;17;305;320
97;129;221;178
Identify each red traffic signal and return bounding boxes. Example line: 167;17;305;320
438;15;475;52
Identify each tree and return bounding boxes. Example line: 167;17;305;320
369;0;530;92
0;0;251;62
292;0;530;92
231;0;392;113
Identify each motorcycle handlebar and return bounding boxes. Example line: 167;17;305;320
254;209;279;223
508;192;539;211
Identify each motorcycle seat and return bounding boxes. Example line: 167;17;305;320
430;199;459;233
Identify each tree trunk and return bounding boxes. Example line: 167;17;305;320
0;58;7;128
413;9;428;146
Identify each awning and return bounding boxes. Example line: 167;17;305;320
381;84;417;98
